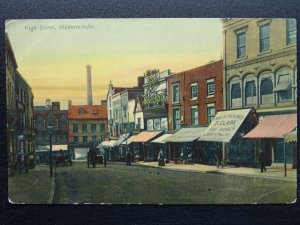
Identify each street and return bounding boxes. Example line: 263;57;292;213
50;161;296;204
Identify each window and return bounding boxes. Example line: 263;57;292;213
231;83;241;99
287;19;296;45
173;108;180;130
207;104;215;124
259;24;270;52
92;136;97;142
191;83;198;99
82;136;88;144
237;32;246;58
191;105;199;125
78;108;85;114
245;81;256;97
276;74;292;102
136;118;141;129
172;83;179;103
91;124;96;133
93;110;98;114
82;124;87;133
153;119;161;131
100;124;105;133
73;136;78;143
73;124;78;133
147;119;153;130
207;79;215;96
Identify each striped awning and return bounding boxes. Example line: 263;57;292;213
166;127;207;143
243;114;297;139
285;129;297;143
151;134;173;144
131;131;162;143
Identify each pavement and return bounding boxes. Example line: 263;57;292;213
132;161;297;181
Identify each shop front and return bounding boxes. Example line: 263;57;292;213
243;114;297;168
119;135;136;161
131;131;162;161
114;133;131;161
150;134;172;162
199;108;258;166
165;127;207;164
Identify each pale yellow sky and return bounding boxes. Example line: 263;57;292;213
6;19;223;109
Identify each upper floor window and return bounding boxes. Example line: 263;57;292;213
78;108;85;114
237;32;246;58
191;83;198;99
82;124;87;133
73;136;78;143
173;108;181;130
259;24;270;52
260;78;273;95
287;19;296;45
82;136;88;144
73;124;78;133
91;124;96;133
231;83;241;99
207;79;215;96
207;103;215;124
100;124;105;133
245;80;256;97
191;105;199;125
172;83;179;103
274;72;292;102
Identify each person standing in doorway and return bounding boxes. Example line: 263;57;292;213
258;149;267;173
215;147;223;169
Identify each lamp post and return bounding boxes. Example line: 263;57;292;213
284;135;287;177
47;122;54;177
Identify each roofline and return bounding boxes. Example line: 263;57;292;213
5;32;18;69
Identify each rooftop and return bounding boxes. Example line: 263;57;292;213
68;105;107;120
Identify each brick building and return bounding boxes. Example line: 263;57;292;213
167;60;223;130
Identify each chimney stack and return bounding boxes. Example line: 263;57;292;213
86;64;93;105
68;100;72;109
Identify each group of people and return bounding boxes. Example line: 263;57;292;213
87;148;106;168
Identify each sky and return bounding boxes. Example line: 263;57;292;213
6;19;223;110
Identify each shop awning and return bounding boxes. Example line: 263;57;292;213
166;127;207;143
114;133;131;146
120;135;136;145
199;108;252;143
131;131;161;143
40;145;68;151
243;114;297;139
107;140;117;147
151;134;173;144
285;129;297;143
96;141;109;148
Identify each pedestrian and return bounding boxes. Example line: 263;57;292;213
87;150;90;168
126;151;132;166
258;149;267;173
158;149;164;166
103;150;107;168
15;151;22;174
215;147;223;169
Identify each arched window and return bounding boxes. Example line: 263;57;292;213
260;78;273;95
231;83;241;99
274;68;292;102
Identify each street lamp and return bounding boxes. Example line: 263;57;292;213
47;122;54;177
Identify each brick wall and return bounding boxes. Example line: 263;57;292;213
167;60;223;130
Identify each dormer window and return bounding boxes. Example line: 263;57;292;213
93;110;98;114
78;108;85;114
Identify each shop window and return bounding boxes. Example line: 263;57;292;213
207;104;215;124
172;83;179;103
207;79;215;96
259;24;270;52
191;83;198;99
237;32;246;58
191;105;199;125
173;108;181;130
287;19;296;45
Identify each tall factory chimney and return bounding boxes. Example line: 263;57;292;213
86;64;93;105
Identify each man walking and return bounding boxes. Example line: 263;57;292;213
258;149;267;173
